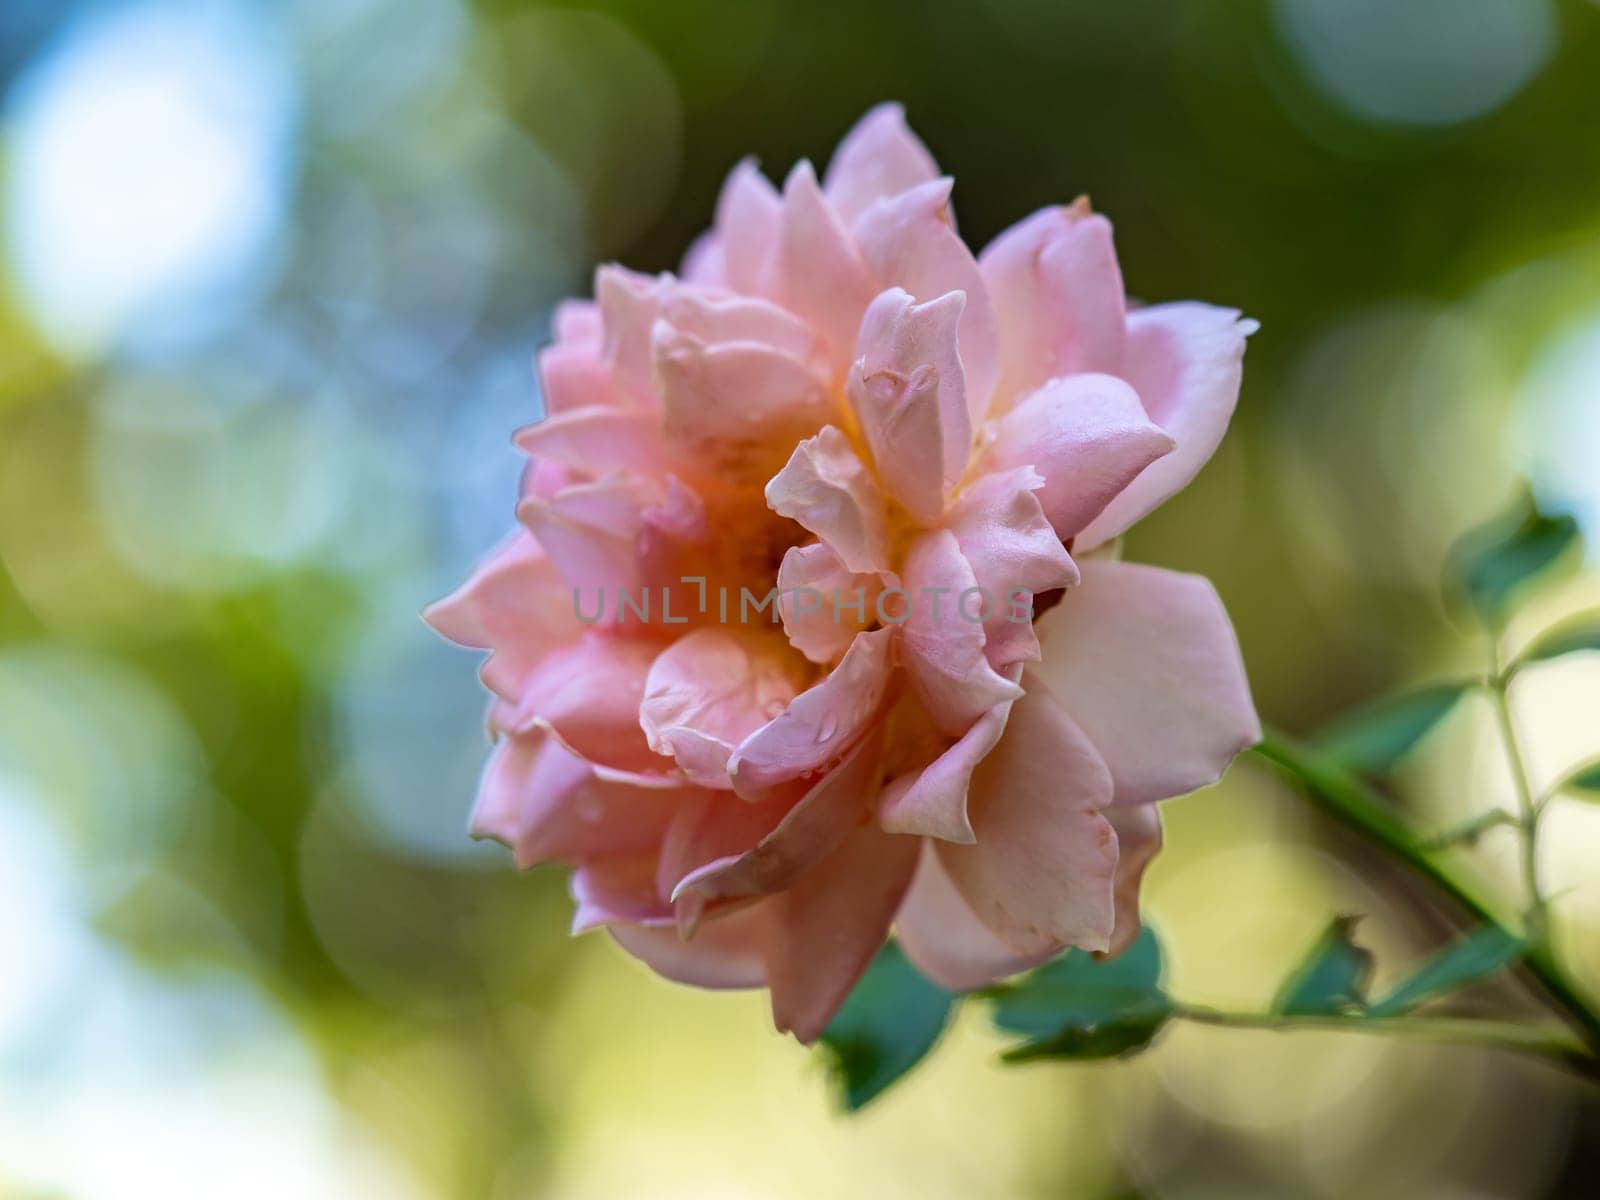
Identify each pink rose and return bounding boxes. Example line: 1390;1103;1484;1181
427;104;1260;1040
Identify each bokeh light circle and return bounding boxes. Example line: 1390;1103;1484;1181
1275;0;1556;128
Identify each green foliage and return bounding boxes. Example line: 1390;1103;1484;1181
1275;916;1374;1016
1368;927;1525;1018
1446;490;1581;630
820;942;955;1110
990;928;1172;1062
1000;1012;1171;1063
1272;918;1525;1025
1314;683;1470;775
1554;760;1600;803
1518;610;1600;668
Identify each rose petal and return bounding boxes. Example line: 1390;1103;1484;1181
850;287;972;523
1033;559;1260;805
936;681;1119;954
472;727;684;867
640;628;807;789
984;373;1174;541
675;723;883;904
653;321;835;486
943;467;1078;671
895;841;1060;990
607;904;770;988
423;531;577;700
764;426;891;574
509;633;665;774
553;300;602;346
1075;303;1255;550
657;286;826;368
853;179;1000;424
515;405;668;477
900;528;1025;736
595;265;664;405
776;160;876;367
715;158;782;297
679;228;723;286
654;790;789;929
979;202;1126;406
1105;804;1163;958
729;627;895;796
516;474;656;597
822;102;941;223
877;673;1019;843
571;852;672;933
762;823;919;1042
776;541;878;664
537;338;620;414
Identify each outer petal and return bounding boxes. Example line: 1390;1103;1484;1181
853;179;1000;423
877;674;1018;843
674;724;883;905
604;815;920;1027
471;728;683;867
936;681;1119;955
678;228;723;286
1074;303;1255;549
538;339;619;414
608;904;770;989
640;629;807;788
1105;804;1163;958
776;161;876;366
1033;559;1260;805
537;300;614;413
979;202;1125;407
850;287;971;523
764;425;891;574
822;102;941;223
984;374;1175;542
571;852;671;932
776;541;878;664
900;528;1024;736
762;822;919;1043
714;158;782;297
423;531;576;700
511;634;666;774
895;841;1061;990
516;474;655;597
729;627;896;796
653;321;835;486
553;299;601;346
595;265;663;404
515;406;668;477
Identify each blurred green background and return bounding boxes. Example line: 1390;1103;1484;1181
4;0;1600;1196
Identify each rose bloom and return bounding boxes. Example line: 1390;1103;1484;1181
427;105;1259;1041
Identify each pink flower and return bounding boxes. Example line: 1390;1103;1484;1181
427;104;1260;1040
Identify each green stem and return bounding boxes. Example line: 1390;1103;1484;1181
1486;643;1548;949
1251;732;1600;1059
1421;809;1518;851
1173;1003;1595;1076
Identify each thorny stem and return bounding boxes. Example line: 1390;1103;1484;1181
1251;733;1600;1068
